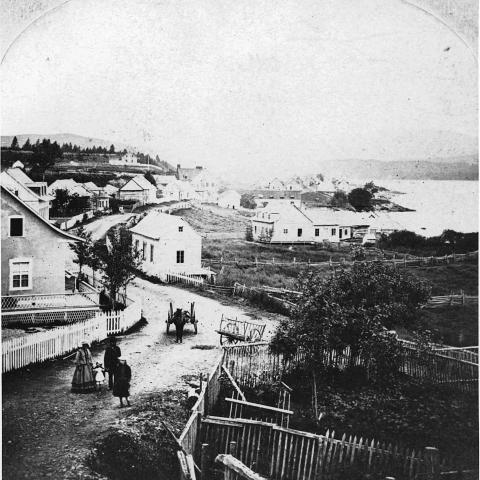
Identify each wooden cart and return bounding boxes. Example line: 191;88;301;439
215;315;266;345
166;302;198;334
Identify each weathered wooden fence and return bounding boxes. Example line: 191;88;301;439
222;342;478;393
202;418;428;480
178;355;224;460
2;301;142;373
164;272;205;287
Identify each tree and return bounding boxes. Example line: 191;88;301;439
70;226;93;280
96;227;141;308
109;144;115;154
51;189;71;216
364;181;379;195
22;138;32;151
329;190;349;208
240;193;257;209
144;171;156;186
10;136;19;150
348;188;372;211
271;262;431;384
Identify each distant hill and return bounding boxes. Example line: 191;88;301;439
322;156;478;181
1;133;132;152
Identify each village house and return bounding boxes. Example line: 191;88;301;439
102;183;119;197
266;177;286;190
109;152;138;166
249;189;302;208
251;203;313;243
303;208;354;242
176;164;218;203
47;178;93;199
1;168;52;220
129;211;211;279
217;189;241;209
1;186;100;323
118;175;157;205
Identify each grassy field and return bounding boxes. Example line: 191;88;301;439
173;206;252;237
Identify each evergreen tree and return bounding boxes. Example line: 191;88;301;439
22;138;32;151
10;136;19;150
145;171;156;186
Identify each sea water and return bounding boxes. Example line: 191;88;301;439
371;180;478;237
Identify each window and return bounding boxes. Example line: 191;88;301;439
331;228;336;236
150;244;154;262
344;229;348;235
176;250;185;264
10;258;32;290
254;226;257;233
297;228;302;237
315;228;319;237
135;239;139;251
142;242;146;260
283;228;288;234
178;226;184;232
9;217;24;237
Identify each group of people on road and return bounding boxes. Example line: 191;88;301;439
71;337;132;407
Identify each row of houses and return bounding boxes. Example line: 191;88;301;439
252;203;404;244
259;175;338;193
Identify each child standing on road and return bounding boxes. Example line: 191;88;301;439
93;362;105;390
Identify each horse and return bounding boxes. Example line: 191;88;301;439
173;308;189;343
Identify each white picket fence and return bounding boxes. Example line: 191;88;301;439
2;301;142;373
164;271;205;286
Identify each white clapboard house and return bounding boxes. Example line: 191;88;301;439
130;211;212;280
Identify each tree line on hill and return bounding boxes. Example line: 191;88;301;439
4;136;174;175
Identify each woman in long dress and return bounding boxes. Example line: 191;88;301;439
71;341;96;393
113;357;132;407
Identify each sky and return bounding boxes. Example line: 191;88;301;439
1;0;478;180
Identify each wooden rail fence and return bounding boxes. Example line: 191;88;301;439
201;250;478;270
2;300;142;373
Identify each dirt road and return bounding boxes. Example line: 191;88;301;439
2;279;280;479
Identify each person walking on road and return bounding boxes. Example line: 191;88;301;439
104;336;121;390
71;341;96;393
113;357;132;407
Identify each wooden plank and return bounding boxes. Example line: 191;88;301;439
225;398;294;415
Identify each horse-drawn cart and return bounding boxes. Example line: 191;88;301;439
166;302;198;334
215;315;266;345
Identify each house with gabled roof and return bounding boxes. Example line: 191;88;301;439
118;175;157;205
252;203;313;243
130;211;211;278
1;168;52;220
1;186;100;325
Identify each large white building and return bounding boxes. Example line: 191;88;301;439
109;153;138;166
130;211;206;277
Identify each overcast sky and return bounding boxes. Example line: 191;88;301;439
1;0;477;179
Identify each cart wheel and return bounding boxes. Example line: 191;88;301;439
248;329;261;342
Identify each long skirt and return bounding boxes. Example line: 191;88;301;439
113;377;130;397
71;364;96;393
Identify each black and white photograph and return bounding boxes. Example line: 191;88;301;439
1;0;478;479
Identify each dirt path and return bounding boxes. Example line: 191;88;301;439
2;279;280;479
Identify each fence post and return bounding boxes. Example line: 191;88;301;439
229;441;237;458
201;443;209;480
423;447;440;479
